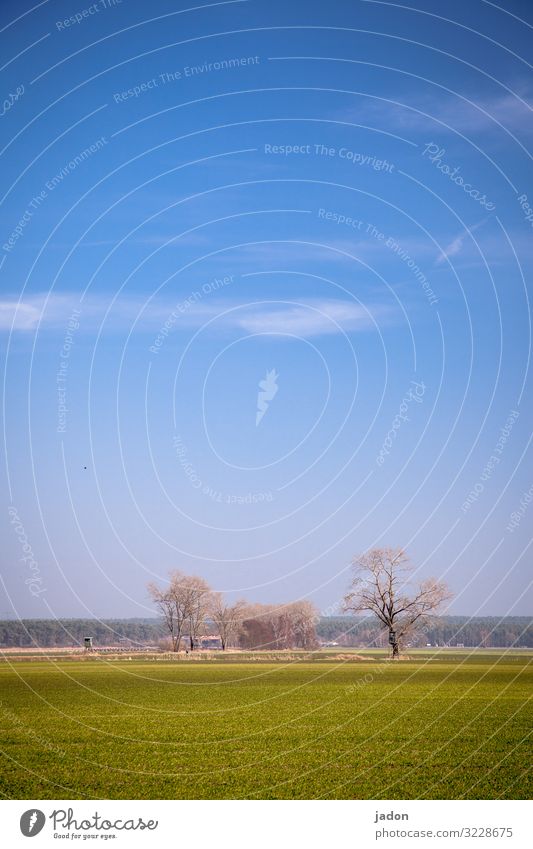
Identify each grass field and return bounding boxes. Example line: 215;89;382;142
0;651;531;799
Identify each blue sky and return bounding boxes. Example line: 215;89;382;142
1;0;532;619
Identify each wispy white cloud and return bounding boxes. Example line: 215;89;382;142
436;234;464;264
345;88;533;137
0;293;145;332
0;300;43;330
435;92;532;136
0;293;389;337
435;219;487;265
232;300;381;336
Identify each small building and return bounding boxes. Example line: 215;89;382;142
198;635;222;650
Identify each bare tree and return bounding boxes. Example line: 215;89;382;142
182;575;212;651
343;548;452;659
286;600;319;649
147;582;180;652
148;571;211;652
210;595;246;650
268;605;286;649
148;571;191;652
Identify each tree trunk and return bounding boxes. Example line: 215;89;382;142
392;641;399;659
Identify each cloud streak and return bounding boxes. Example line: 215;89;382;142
435;219;487;265
345;88;533;138
232;300;379;336
0;293;388;338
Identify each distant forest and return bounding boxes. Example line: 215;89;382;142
0;616;531;648
316;616;533;648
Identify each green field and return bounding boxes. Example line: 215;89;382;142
1;651;531;799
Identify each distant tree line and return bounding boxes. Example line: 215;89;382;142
0;618;167;648
0;615;530;649
316;616;533;648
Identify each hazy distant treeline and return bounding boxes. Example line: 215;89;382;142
317;616;533;648
0;618;166;648
0;616;531;648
